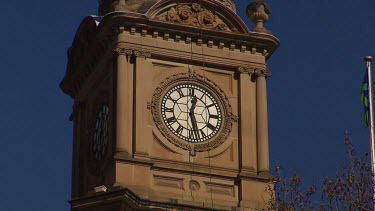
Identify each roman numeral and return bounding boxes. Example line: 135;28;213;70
167;96;177;103
206;103;215;108
189;130;195;139
209;114;219;119
188;88;195;96
165;107;173;113
207;123;216;131
200;129;207;138
176;89;184;98
167;117;177;124
176;126;183;134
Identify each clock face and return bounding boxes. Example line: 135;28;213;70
89;104;110;163
161;83;222;142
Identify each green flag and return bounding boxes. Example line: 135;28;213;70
361;70;369;128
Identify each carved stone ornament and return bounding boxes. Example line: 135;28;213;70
114;45;151;59
154;3;235;32
237;66;272;77
133;50;152;58
114;47;132;56
247;0;270;15
216;0;235;11
150;71;236;153
246;0;272;34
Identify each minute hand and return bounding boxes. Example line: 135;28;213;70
189;97;200;139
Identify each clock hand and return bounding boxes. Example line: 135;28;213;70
189;96;197;113
189;113;200;140
189;96;200;139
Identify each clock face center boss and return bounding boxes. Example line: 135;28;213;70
151;72;235;152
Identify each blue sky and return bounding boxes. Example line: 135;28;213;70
0;0;374;210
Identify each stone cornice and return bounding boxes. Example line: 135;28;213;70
61;13;279;98
102;12;279;55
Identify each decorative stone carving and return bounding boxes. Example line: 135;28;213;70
216;0;235;11
133;50;152;59
150;71;236;153
189;180;200;191
246;0;272;34
114;46;132;56
114;45;151;59
254;69;272;77
237;66;272;77
155;3;235;32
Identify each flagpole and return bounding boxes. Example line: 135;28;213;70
365;56;375;209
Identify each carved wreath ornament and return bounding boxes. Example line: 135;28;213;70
155;3;234;32
150;72;236;153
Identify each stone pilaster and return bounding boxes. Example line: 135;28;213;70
114;29;134;156
237;66;258;175
254;69;271;174
133;50;152;160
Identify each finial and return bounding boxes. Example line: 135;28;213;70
246;0;272;34
365;56;373;62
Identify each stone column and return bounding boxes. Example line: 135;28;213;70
255;69;271;174
237;66;258;174
114;28;134;156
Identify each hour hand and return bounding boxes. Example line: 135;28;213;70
189;96;197;114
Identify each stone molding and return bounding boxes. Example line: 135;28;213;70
237;66;271;77
154;3;235;32
150;71;236;154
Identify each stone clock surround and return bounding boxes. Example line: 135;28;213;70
150;71;236;154
62;0;279;209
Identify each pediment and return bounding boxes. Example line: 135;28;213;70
147;0;249;33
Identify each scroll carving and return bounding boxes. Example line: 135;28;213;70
114;45;151;59
237;66;272;77
155;3;235;32
133;50;151;59
114;47;132;56
255;69;272;77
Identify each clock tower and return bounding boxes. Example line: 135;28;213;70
61;0;279;210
